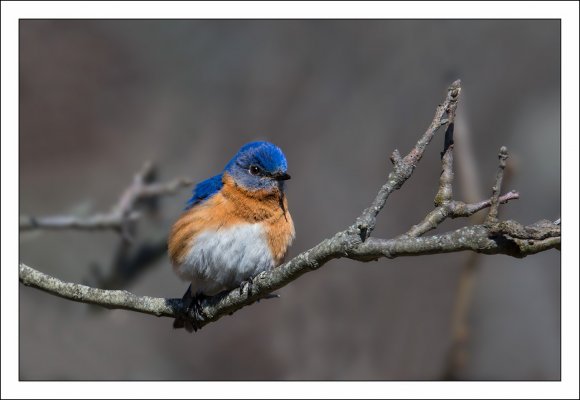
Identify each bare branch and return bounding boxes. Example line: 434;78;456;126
19;212;140;231
352;222;560;260
19;162;194;232
461;190;519;215
19;219;560;327
19;263;178;318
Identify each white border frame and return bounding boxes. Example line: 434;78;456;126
2;2;578;399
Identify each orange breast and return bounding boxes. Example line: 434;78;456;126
168;173;294;267
263;195;295;265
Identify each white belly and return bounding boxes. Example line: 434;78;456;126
175;223;275;295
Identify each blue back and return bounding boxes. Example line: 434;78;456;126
185;174;223;209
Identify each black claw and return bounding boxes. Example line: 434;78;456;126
239;276;255;297
247;279;253;297
174;285;205;333
190;293;207;332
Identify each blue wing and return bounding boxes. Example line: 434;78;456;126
185;173;223;209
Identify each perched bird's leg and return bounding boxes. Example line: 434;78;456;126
190;293;207;332
239;280;280;301
173;285;193;331
240;271;281;301
239;275;256;297
173;285;206;332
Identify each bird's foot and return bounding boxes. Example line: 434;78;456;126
239;276;256;297
173;286;206;333
182;293;206;332
189;293;207;332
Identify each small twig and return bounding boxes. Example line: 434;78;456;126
486;146;509;224
434;81;460;206
402;191;520;238
434;143;455;206
460;190;519;215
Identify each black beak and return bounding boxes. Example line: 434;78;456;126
275;172;291;181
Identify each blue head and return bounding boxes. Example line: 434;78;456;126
224;141;290;192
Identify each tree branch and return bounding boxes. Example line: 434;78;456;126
352;79;461;240
19;161;194;234
19;219;559;326
19;263;177;318
401;191;520;239
18;80;561;332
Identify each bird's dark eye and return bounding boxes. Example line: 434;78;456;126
249;165;261;176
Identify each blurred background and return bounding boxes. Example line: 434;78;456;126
19;20;560;380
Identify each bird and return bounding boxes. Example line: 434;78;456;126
168;141;295;331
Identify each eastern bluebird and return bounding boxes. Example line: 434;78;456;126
168;141;295;331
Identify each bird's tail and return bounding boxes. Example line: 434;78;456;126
173;284;195;333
